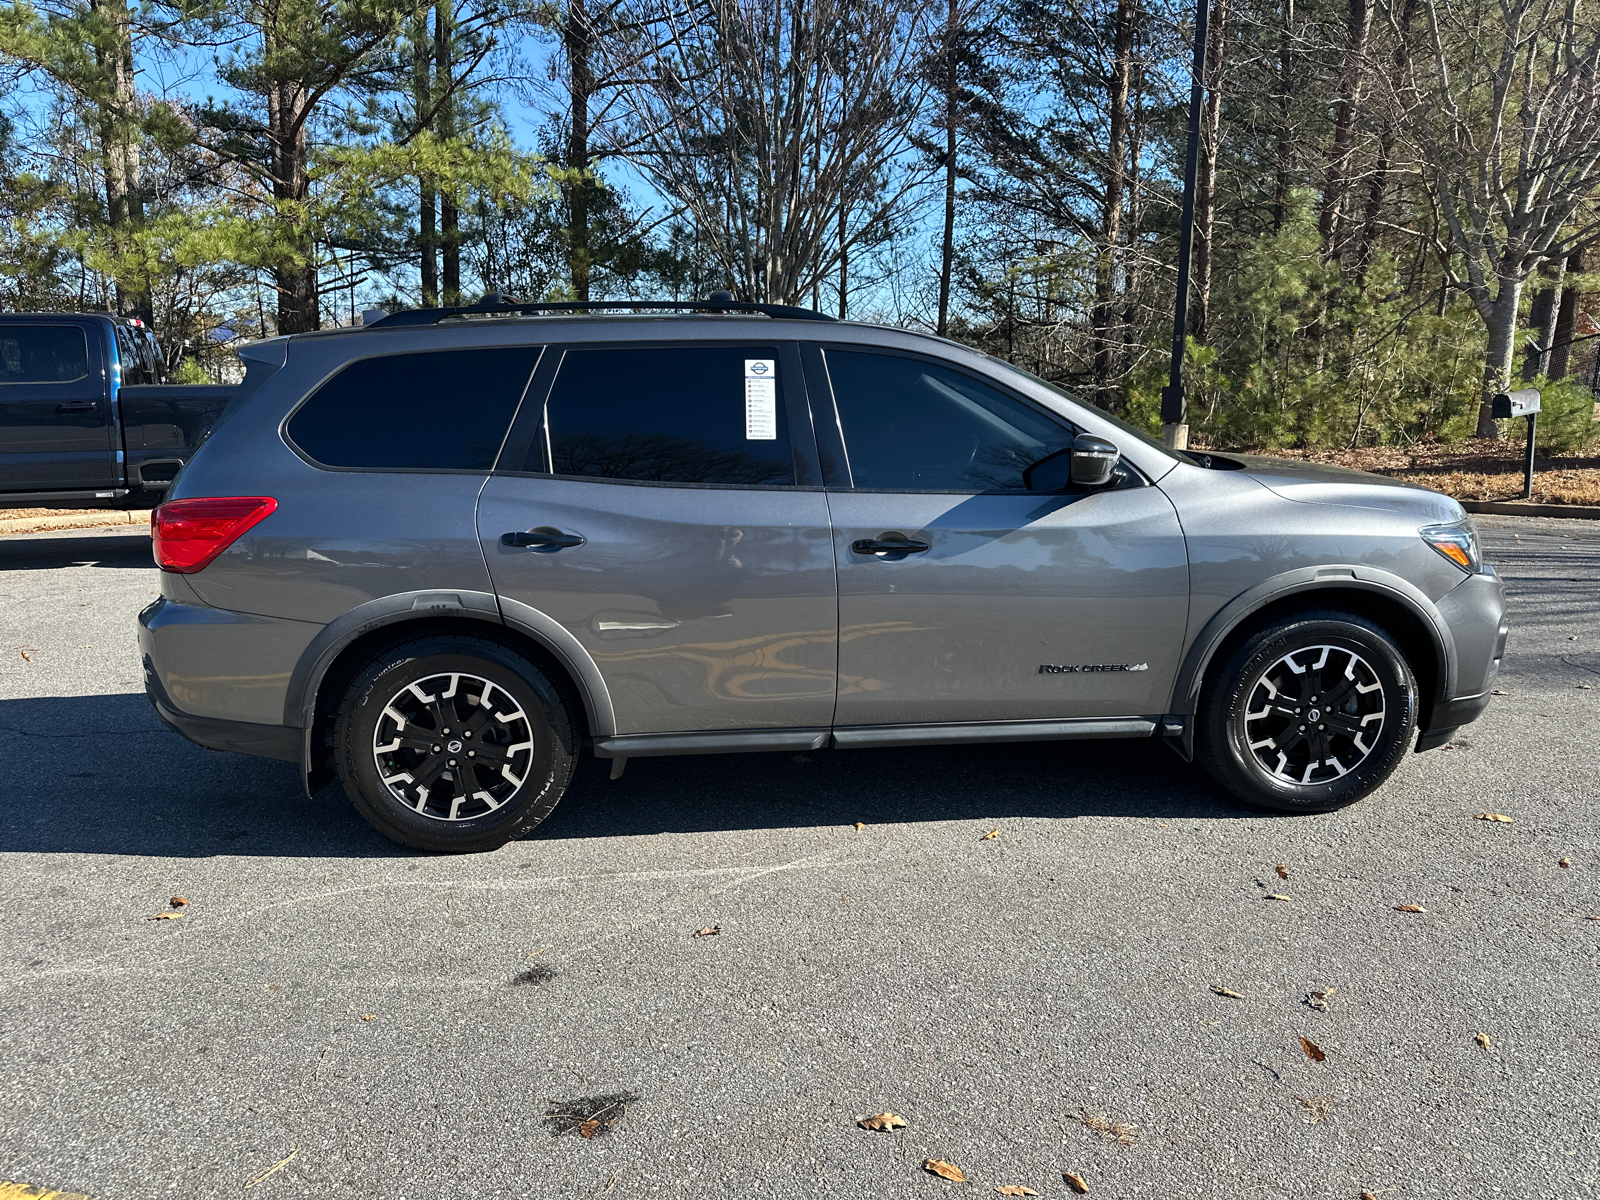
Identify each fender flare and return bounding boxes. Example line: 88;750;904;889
284;590;617;790
1168;566;1457;733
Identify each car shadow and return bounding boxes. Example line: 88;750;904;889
0;530;153;571
0;692;1251;858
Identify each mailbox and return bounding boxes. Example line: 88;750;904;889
1492;387;1541;418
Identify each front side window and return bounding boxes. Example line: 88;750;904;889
0;325;90;384
824;349;1075;491
537;345;796;487
288;346;541;470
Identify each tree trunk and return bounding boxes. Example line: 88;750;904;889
935;0;959;337
269;74;317;334
1475;274;1523;438
413;14;437;305
1091;0;1134;407
1191;0;1226;345
1521;260;1564;381
435;2;460;304
90;0;150;325
566;0;593;301
1548;249;1585;381
1318;0;1374;256
1271;0;1293;233
837;201;848;319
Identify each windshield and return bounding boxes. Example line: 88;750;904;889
983;357;1198;466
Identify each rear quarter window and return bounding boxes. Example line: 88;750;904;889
0;325;91;384
287;346;541;470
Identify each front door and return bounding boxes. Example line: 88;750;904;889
478;341;837;737
0;321;117;493
813;346;1189;729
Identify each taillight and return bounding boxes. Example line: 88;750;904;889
152;496;277;573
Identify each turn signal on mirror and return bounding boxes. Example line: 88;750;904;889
152;496;277;573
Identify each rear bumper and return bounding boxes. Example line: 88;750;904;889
146;675;301;762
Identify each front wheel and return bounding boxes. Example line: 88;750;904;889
334;636;578;852
1195;611;1418;814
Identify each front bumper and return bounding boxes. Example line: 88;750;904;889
1415;568;1508;752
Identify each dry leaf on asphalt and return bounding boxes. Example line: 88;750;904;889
1361;1193;1379;1200
693;925;720;937
857;1112;907;1131
1266;893;1291;902
923;1159;966;1182
1474;812;1514;823
1559;858;1572;868
1394;904;1426;913
1063;1172;1090;1194
1298;1036;1326;1062
1306;986;1337;1012
981;829;999;841
1290;1093;1331;1124
359;1014;376;1021
146;912;183;921
579;1119;600;1138
1079;1109;1139;1145
169;896;188;907
1211;985;1245;998
995;1187;1039;1196
1275;864;1289;879
854;821;865;831
18;647;32;662
1475;1032;1492;1050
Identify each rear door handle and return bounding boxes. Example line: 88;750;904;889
501;527;586;550
55;402;96;413
851;535;931;557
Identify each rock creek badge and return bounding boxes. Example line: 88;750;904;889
1037;663;1150;674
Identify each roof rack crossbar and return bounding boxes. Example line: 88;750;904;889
364;298;836;328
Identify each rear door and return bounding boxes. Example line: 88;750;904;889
0;320;117;493
477;341;837;738
812;345;1189;731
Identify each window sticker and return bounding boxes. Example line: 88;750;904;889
744;359;778;440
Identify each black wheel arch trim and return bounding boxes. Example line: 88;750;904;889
282;589;617;794
1167;567;1455;758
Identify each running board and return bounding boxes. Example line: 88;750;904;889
830;717;1158;748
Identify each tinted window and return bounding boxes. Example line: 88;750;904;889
825;349;1075;491
539;345;795;486
0;325;90;384
289;346;540;470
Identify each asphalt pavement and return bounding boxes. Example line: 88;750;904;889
0;516;1596;1200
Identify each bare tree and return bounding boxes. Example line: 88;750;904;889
1389;0;1600;435
610;0;935;305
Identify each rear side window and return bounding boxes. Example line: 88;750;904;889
0;325;90;384
825;349;1075;491
536;345;796;486
288;346;541;470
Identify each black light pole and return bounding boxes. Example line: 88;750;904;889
1161;0;1210;450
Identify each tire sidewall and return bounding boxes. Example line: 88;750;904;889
336;640;575;852
1207;616;1417;812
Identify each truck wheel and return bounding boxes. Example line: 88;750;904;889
334;636;577;853
1195;611;1418;814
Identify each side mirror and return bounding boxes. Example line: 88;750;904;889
1023;435;1121;492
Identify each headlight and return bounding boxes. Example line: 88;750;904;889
1420;521;1482;572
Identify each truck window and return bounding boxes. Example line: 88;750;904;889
0;326;91;384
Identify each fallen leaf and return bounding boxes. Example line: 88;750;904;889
1063;1173;1089;1194
853;821;865;831
146;912;183;921
1298;1036;1326;1062
1211;985;1245;998
693;925;720;937
1475;1031;1492;1050
857;1112;907;1131
1362;1192;1379;1200
1265;893;1291;902
1078;1109;1139;1145
923;1159;967;1182
579;1119;600;1138
359;1014;375;1021
1491;688;1510;695
981;829;999;841
1393;904;1426;913
1306;987;1336;1012
1275;864;1289;879
1290;1093;1331;1124
1559;858;1572;868
1578;684;1594;690
169;896;188;908
995;1188;1039;1197
1475;812;1514;823
18;648;32;662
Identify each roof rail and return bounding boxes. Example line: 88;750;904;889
363;294;836;328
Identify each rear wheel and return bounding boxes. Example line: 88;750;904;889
1196;611;1418;814
335;636;577;852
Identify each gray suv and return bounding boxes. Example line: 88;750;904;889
138;299;1508;852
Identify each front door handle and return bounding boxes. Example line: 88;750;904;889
851;534;931;557
55;402;96;413
501;527;586;551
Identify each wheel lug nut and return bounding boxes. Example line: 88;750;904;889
432;744;441;752
1299;725;1305;731
449;759;457;767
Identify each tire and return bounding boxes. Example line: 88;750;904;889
1195;610;1418;814
334;636;578;853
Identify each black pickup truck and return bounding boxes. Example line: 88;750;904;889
0;312;237;507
